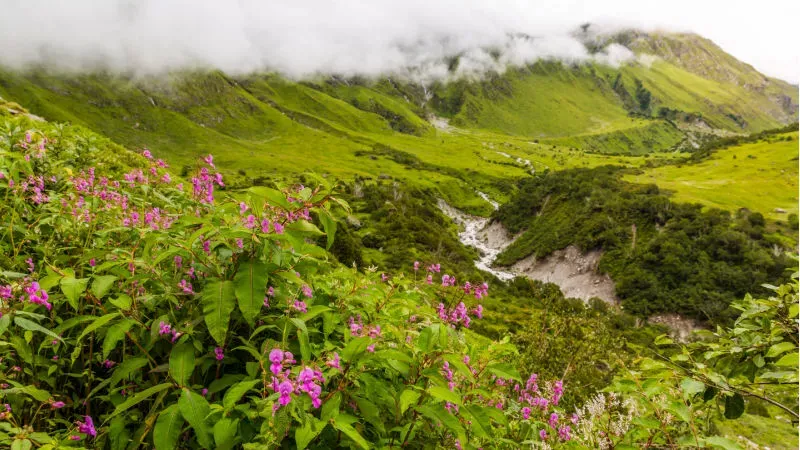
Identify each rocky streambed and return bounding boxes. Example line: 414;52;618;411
437;195;617;304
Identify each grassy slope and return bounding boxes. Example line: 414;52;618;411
0;69;672;215
626;132;799;219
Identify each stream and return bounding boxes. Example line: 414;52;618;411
437;194;516;281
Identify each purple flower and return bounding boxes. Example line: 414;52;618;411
214;347;224;361
201;388;209;397
522;407;531;420
69;435;81;441
202;240;211;254
326;352;341;370
301;284;313;298
539;429;548;441
273;222;284;234
89;258;96;267
261;218;271;233
51;401;66;409
77;416;97;437
203;154;215;168
413;261;420;271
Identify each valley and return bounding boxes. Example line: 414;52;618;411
0;24;797;450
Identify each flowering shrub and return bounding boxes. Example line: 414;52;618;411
0;120;584;449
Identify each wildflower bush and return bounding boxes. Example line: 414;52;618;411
0;121;583;449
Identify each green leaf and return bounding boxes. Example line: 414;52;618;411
223;379;260;411
111;357;149;387
295;417;325;449
91;275;118;299
13;317;62;342
201;279;236;345
169;343;195;387
775;352;798;367
318;209;337;250
428;386;461;406
233;260;268;326
399;389;421;415
766;342;795;358
461;405;494;438
321;392;342;422
703;436;744;450
109;383;172;418
342;336;371;362
724;393;745;419
297;327;311;362
300;305;331;322
109;294;132;311
666;401;691;423
418;404;466;444
60;276;89;309
213;417;239;450
178;388;213;448
77;312;120;342
103;319;134;359
154;404;184;450
355;397;385;433
680;378;706;400
486;363;522;382
332;417;369;450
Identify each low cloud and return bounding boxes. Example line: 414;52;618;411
0;0;671;81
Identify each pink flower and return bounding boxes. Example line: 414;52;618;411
142;149;152;159
69;435;81;441
549;412;559;429
413;261;420;271
51;401;66;409
89;258;96;267
261;218;271;233
201;388;208;397
326;353;341;369
239;202;248;215
539;429;548;441
558;426;571;441
522;407;531;420
292;300;307;313
273;222;284;234
77;416;97;437
236;238;244;249
214;347;224;361
202;240;211;254
301;284;313;298
204;154;215;168
366;344;376;353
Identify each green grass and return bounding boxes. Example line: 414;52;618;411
715;413;799;450
626;132;799;219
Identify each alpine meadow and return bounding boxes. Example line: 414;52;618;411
0;2;798;449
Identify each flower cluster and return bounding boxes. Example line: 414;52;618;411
158;321;182;343
268;349;325;410
191;156;224;204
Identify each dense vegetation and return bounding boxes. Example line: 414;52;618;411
2;100;797;448
494;166;794;322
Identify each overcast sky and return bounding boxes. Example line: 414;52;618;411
0;0;797;83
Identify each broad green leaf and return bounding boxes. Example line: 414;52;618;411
680;378;706;400
318;209;337;249
775;352;798;367
233;260;268;325
399;389;421;415
667;401;691;423
342;336;371;362
178;388;213;448
418;404;466;444
321;392;341;422
109;383;172;418
295;417;325;449
103;319;134;359
486;363;521;382
298;326;311;362
201;280;236;345
153;404;184;450
428;386;461;406
461;405;494;438
213;417;239;450
223;379;260;410
703;436;744;450
13;317;62;342
91;275;118;299
60;276;89;309
77;312;120;342
724;393;745;419
169;343;195;386
300;305;331;322
355;397;385;433
332;418;369;450
766;342;795;358
110;357;149;387
109;294;132;311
